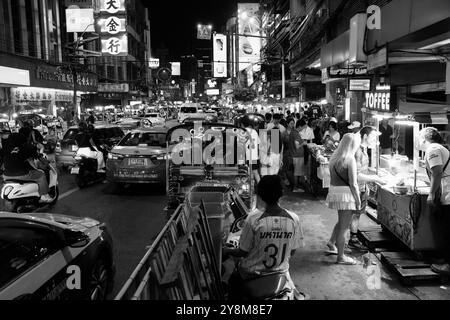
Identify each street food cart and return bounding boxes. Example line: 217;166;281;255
364;102;450;251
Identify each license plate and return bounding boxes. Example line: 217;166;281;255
117;172;158;179
129;158;146;166
71;167;80;175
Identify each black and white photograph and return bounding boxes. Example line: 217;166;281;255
1;0;450;308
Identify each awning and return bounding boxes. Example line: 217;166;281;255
399;101;450;124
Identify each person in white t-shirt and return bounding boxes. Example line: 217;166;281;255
223;175;306;299
241;117;261;184
418;127;450;275
266;114;286;135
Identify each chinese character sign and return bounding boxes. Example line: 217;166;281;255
100;0;125;14
101;36;128;56
99;17;126;35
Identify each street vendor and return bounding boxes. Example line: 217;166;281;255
418;127;450;276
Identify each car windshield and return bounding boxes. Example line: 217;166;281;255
180;107;197;113
63;129;79;140
120;132;166;147
146;114;158;118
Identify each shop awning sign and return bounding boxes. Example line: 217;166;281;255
365;91;391;111
149;58;160;69
65;8;95;33
349;79;371;91
328;66;367;78
98;83;129;93
101;36;128;56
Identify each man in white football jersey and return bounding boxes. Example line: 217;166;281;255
223;175;304;297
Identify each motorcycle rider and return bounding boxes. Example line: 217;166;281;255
19;120;44;153
1;132;53;203
223;175;307;299
74;122;105;173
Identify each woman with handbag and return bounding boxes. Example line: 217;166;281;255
418;127;450;275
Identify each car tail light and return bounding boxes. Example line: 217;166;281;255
56;142;61;153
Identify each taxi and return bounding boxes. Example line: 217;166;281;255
106;127;168;186
0;212;115;300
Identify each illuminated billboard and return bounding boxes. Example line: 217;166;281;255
213;33;227;78
238;3;262;72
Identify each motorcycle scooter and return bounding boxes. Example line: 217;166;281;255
71;146;109;189
1;155;59;213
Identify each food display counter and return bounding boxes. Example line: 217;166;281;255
307;144;332;196
371;154;446;251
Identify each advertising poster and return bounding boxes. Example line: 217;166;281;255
213;33;227;78
238;3;262;72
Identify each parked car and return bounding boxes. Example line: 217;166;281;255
0;212;115;300
56;125;125;169
106;127;168;186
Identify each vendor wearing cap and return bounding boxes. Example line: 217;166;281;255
348;121;361;134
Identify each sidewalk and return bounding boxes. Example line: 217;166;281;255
280;192;450;300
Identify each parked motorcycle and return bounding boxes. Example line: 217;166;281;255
1;156;59;213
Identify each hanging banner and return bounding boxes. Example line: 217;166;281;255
213;33;227;78
238;3;262;72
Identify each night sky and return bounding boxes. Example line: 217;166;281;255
145;0;240;60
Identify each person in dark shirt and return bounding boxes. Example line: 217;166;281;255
87;112;96;125
379;119;393;154
74;122;105;172
2;132;52;202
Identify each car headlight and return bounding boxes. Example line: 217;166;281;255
108;153;124;160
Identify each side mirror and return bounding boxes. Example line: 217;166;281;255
65;230;90;248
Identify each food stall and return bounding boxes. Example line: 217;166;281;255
365;101;450;252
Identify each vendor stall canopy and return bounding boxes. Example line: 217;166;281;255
399;102;450;124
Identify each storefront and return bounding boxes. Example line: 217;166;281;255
0;52;98;120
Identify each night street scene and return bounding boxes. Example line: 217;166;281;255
1;0;450;304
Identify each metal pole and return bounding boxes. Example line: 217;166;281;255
72;32;78;126
282;62;286;100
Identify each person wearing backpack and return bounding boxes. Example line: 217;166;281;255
418;127;450;275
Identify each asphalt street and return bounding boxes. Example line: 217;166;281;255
0;170;168;298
